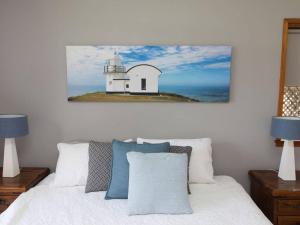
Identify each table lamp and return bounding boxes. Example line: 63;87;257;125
271;116;300;180
0;115;28;177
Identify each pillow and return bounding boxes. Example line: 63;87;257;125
54;139;133;188
170;146;192;194
127;152;193;215
54;143;89;187
85;141;112;193
137;138;214;183
105;140;170;199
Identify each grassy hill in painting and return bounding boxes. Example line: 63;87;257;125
68;92;199;102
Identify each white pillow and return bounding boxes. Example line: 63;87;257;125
54;143;89;187
53;139;133;187
137;138;214;183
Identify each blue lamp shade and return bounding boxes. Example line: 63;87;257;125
271;116;300;140
0;115;29;138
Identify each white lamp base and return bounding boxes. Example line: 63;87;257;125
278;140;296;181
3;138;20;177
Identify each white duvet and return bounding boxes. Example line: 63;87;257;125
0;174;271;225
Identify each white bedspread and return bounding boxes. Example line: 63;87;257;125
0;174;271;225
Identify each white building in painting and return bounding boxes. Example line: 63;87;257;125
103;52;161;94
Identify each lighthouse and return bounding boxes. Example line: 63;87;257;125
103;51;162;94
103;52;129;93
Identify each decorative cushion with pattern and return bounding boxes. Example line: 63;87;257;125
85;141;112;193
170;146;192;194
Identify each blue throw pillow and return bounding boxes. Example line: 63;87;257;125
105;140;170;199
127;152;193;215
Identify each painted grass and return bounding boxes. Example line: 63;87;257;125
68;92;199;102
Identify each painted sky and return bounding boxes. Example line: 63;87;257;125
66;45;232;87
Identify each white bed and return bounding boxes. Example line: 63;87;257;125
0;174;272;225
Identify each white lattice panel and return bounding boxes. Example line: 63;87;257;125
283;86;300;117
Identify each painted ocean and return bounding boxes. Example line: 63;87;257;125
159;85;229;102
68;85;105;97
68;84;229;102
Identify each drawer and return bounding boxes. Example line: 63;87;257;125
0;195;18;213
278;216;300;225
278;200;300;215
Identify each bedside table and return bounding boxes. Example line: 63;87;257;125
0;167;50;213
249;170;300;225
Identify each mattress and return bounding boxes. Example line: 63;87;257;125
0;174;272;225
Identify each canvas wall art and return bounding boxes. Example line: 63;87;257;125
66;45;232;102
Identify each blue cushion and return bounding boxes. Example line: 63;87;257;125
127;152;193;215
105;140;170;199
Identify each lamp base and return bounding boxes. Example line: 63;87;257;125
278;140;296;181
3;138;20;177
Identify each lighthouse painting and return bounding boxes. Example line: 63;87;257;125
66;45;232;102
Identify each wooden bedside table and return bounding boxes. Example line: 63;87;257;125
249;170;300;225
0;167;50;213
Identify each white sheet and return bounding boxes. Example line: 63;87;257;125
0;174;271;225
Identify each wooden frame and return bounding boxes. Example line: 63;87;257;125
276;19;300;147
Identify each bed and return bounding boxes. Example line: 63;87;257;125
0;173;272;225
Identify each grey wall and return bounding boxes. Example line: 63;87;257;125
1;0;300;191
286;32;300;85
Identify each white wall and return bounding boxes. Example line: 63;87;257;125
128;66;160;93
106;74;126;92
1;0;300;191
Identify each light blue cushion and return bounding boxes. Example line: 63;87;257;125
105;140;170;199
127;152;193;215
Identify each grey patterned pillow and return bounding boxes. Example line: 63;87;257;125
85;141;112;193
170;146;192;194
